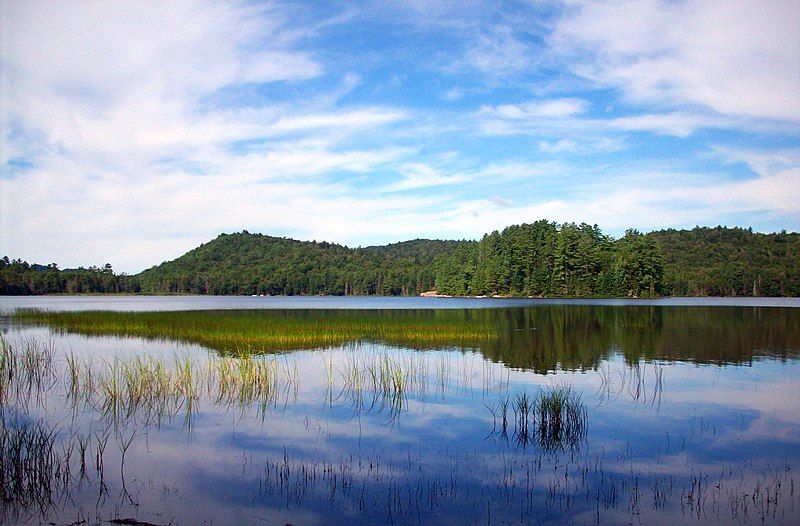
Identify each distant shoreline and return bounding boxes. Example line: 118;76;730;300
2;292;798;299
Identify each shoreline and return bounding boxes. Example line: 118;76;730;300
1;292;799;299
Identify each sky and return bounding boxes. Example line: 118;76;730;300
1;0;799;273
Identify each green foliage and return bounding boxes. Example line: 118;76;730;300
648;226;800;296
614;230;665;297
16;305;800;372
0;256;137;295
135;234;457;296
1;223;797;297
434;221;664;298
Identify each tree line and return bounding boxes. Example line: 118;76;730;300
0;257;139;295
1;223;797;297
433;221;664;297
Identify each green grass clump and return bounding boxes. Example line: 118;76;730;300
0;336;57;410
334;352;428;420
59;352;300;426
13;309;498;354
0;418;66;513
535;385;587;451
492;384;587;451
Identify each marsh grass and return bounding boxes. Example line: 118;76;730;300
534;384;587;451
3;412;794;525
70;346;499;426
596;360;665;407
209;354;299;413
248;443;797;525
0;417;67;514
0;336;57;412
1;333;798;524
489;384;587;451
333;352;424;420
5;332;513;427
0;415;119;522
43;347;316;429
3;329;511;426
14;309;498;354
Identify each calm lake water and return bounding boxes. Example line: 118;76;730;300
2;296;799;525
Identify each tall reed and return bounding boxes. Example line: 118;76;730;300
491;384;587;450
0;418;66;513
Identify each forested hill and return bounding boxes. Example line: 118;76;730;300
136;232;457;295
1;224;798;296
648;227;800;296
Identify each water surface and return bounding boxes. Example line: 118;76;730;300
1;297;798;525
2;294;799;312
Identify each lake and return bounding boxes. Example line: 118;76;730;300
2;296;799;525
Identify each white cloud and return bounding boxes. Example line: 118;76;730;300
606;112;725;138
383;160;558;194
471;161;559;180
224;143;415;179
386;162;470;192
0;155;442;271
442;87;464;101
0;1;420;271
538;137;625;154
0;1;320;93
365;149;800;241
464;26;534;76
0;0;797;273
0;1;327;168
476;94;748;139
550;0;800;121
267;108;407;134
480;98;589;119
477;102;749;140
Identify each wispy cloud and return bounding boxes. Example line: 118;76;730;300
549;0;800;122
0;1;797;271
385;163;470;192
463;26;536;76
476;101;742;139
538;137;625;155
441;87;464;101
266;108;407;135
479;98;589;119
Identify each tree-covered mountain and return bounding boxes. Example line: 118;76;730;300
1;224;798;297
648;226;800;296
136;233;458;296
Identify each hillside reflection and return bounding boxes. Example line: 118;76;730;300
13;305;800;372
478;306;800;371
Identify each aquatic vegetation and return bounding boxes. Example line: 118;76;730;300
0;417;72;517
3;323;518;426
533;384;587;451
247;444;798;525
333;352;421;420
14;309;499;354
2;302;800;526
1;331;629;432
13;305;800;373
0;416;119;523
489;385;587;451
596;360;665;407
59;353;300;427
0;336;57;412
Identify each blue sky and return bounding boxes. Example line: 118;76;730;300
1;0;799;273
